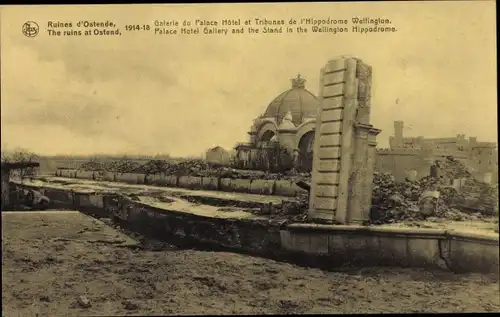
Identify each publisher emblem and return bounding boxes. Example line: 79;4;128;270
22;21;39;37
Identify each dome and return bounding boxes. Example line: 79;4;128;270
263;74;319;126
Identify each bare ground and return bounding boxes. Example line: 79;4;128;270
2;211;499;316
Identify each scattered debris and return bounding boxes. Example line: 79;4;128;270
76;295;92;308
39;295;51;302
122;300;139;310
78;156;498;226
370;156;498;224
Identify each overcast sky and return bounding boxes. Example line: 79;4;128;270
0;2;497;157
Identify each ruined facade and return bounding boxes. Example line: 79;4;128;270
234;74;319;172
376;120;498;183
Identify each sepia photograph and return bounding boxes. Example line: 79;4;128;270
1;1;498;316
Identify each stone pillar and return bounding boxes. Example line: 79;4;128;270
346;124;381;224
308;56;381;224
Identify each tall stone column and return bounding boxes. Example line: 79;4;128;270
308;56;381;224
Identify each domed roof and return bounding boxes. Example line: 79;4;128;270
263;74;319;126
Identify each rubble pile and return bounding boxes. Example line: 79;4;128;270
132;160;174;174
79;158;311;180
78;156;497;225
438;156;472;179
454;178;499;215
79;159;107;172
370;156;498;224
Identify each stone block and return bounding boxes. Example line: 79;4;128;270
309;234;329;254
201;176;219;191
104;172;115;181
316;185;339;197
115;173;126;182
315;172;340;185
323;71;345;86
319;134;342;147
322;83;345;98
377;236;409;266
45;188;73;204
249;179;274;195
324;58;347;73
280;230;293;250
314;196;337;210
317;147;341;159
136;174;146;184
321;96;344;110
151;174;167;186
115;173;128;183
76;171;93;179
165;175;178;187
406;238;441;267
319;121;342;134
317;159;341;172
89;194;104;209
78;193;92;207
328;234;347;254
289;232;311;253
320;108;343;122
219;178;233;192
231;179;252;193
447;235;499;274
178;176;203;189
274;180;297;197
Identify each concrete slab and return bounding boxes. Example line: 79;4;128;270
26;177;294;205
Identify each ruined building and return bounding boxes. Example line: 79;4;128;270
233;76;497;184
376;120;498;183
234;74;318;171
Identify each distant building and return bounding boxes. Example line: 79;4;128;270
376;121;498;183
206;146;231;165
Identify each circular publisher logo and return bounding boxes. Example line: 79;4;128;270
22;21;39;37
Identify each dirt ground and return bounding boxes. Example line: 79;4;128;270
2;211;499;316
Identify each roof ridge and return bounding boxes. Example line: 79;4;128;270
276;88;293;124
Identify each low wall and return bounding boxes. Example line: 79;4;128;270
282;224;499;273
53;169;304;197
20;183;499;275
